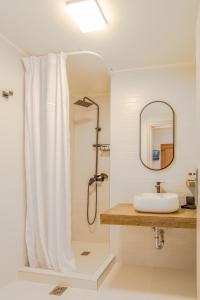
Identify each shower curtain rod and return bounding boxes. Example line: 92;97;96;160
64;50;111;72
22;51;111;72
64;50;103;58
64;50;112;73
24;50;103;60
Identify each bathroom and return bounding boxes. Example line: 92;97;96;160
0;0;200;299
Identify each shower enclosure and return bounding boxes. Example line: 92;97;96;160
68;53;111;275
20;52;113;288
74;96;108;225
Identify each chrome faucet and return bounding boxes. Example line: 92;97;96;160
155;181;163;193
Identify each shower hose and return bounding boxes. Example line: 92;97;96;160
87;181;98;225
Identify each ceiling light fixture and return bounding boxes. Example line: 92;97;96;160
66;0;107;33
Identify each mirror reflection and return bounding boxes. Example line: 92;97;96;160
140;101;174;170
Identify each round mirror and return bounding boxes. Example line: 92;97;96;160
140;101;175;170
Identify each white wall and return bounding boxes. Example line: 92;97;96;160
0;37;25;286
110;65;196;270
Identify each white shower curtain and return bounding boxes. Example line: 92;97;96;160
23;53;75;272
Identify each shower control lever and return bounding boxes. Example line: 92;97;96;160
95;173;108;182
88;173;108;186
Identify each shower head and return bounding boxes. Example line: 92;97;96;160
74;99;93;107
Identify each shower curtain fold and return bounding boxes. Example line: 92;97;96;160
23;53;75;272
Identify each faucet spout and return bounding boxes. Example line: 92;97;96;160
155;181;163;193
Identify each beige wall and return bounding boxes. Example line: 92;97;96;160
0;37;25;286
196;4;200;298
71;93;110;243
110;65;196;269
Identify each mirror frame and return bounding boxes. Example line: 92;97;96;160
139;100;175;171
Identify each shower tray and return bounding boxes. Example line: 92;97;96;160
18;242;115;290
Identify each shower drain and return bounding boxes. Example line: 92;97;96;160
81;251;91;256
49;286;68;296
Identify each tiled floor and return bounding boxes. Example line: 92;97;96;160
0;263;196;300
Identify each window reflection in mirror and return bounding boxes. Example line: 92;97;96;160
140;101;174;170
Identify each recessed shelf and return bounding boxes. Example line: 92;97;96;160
100;203;196;229
92;144;110;151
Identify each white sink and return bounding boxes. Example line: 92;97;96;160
133;193;180;213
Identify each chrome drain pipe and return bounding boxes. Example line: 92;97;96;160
153;227;164;249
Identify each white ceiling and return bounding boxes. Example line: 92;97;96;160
0;0;199;70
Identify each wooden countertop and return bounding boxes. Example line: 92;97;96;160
100;203;196;229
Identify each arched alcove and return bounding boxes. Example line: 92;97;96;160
67;52;110;96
